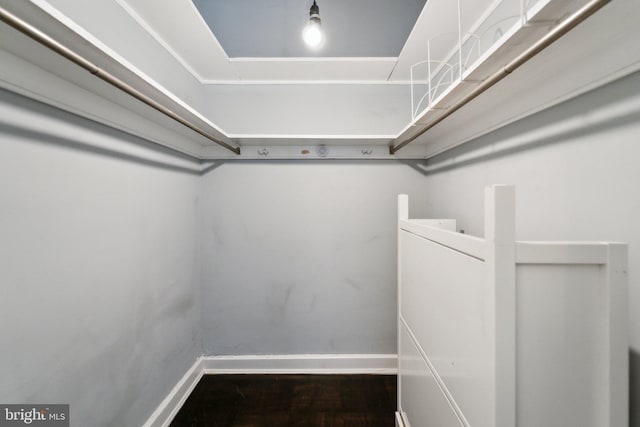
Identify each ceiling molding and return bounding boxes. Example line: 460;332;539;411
113;0;206;82
228;57;398;63
115;0;238;80
227;134;398;140
200;80;413;85
28;0;233;137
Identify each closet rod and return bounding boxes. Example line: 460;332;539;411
0;6;241;156
390;0;611;155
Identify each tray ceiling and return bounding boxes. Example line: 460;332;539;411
117;0;436;82
192;0;427;58
115;0;495;82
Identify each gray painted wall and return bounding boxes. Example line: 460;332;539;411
198;160;428;355
0;89;202;427
416;70;640;424
2;69;640;424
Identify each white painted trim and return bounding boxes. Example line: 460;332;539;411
0;50;207;160
227;134;397;140
400;219;487;260
228;57;398;63
202;144;396;160
395;411;408;427
399;318;469;426
143;357;204;427
605;243;629;427
142;354;397;426
484;185;516;427
515;241;612;265
201;80;413;85
183;0;234;62
202;354;398;374
419;62;640;160
113;0;206;82
29;0;231;137
397;195;408;417
115;0;239;82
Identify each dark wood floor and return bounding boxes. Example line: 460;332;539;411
170;374;397;427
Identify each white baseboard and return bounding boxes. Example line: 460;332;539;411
143;354;397;426
202;354;398;374
143;357;204;427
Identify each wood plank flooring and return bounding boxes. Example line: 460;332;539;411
170;374;397;427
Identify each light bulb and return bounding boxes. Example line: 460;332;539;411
303;20;322;48
303;1;323;49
